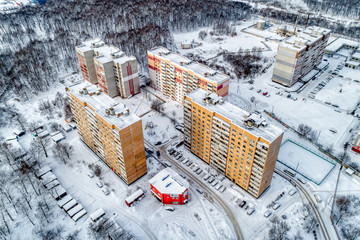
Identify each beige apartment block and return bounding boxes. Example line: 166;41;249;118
184;89;284;198
272;26;331;87
75;39;140;98
66;81;147;185
147;47;230;102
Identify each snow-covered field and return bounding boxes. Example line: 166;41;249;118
277;140;336;184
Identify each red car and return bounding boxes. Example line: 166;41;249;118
262;92;268;96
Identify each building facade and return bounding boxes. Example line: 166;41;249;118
272;26;331;87
76;38;140;98
149;168;189;205
184;89;284;198
147;47;229;102
66;81;147;185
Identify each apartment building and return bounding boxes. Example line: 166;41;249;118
66;81;147;185
147;47;230;102
184;89;284;198
272;26;331;87
76;38;140;98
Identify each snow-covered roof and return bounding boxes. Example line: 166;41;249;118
345;60;360;67
51;132;65;142
90;208;105;221
182;40;191;44
186;89;284;143
148;47;229;85
351;52;360;60
280;26;330;52
325;38;359;53
125;189;144;204
149;168;189;195
67;81;140;130
77;38;135;65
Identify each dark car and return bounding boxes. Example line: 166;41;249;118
239;200;246;208
147;149;154;154
155;141;162;146
156;151;161;157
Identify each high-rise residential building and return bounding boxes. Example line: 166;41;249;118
184;89;284;198
66;81;147;185
147;47;230;102
272;26;331;87
76;38;140;98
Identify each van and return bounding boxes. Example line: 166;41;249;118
272;203;281;210
165;206;175;212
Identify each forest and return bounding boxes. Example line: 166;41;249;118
0;0;250;100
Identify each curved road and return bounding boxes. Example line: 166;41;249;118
275;169;331;240
145;139;244;240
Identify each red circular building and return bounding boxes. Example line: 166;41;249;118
149;168;189;205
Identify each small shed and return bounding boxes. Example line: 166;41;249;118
37;130;50;138
57;195;73;208
62;124;72;133
35;166;51;178
72;209;87;222
51;132;65;143
68;204;83;217
90;208;105;222
63;199;78;212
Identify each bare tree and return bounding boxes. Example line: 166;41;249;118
268;216;290;240
151;100;164;114
30;137;50;158
334;196;351;225
341;223;360;240
198;30;207;40
52;143;73;164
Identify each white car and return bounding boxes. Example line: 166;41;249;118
264;210;272;218
247;208;255;215
102;188;110;195
289;189;297;196
96;182;103;188
87;172;94;178
272;203;281;210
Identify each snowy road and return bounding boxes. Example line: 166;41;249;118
275;168;333;240
145;139;245;240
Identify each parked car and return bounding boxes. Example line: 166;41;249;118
297;177;306;184
204;175;210;181
314;194;322;203
196;188;204;194
102;188;110;195
96;182;103;188
155;141;162;146
272;203;281;210
239;200;246;208
87;172;94;178
247;208;255;215
249;87;254;90
165;206;175;211
262;92;268;96
264;210;272;218
266;94;270;97
197;169;203;175
257;89;261;93
289;189;297;196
